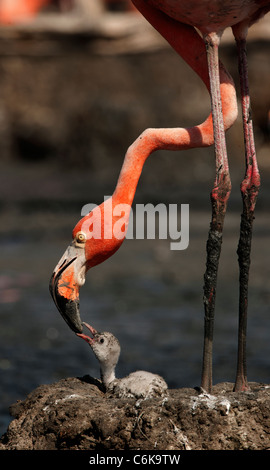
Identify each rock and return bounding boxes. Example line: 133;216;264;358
0;378;270;450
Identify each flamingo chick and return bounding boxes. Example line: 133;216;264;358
77;322;168;399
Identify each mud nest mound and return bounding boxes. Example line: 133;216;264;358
0;377;270;450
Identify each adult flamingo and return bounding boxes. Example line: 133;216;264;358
131;0;269;394
50;1;269;393
0;0;50;24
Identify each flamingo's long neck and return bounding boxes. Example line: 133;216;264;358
112;124;207;206
112;1;237;207
77;1;237;270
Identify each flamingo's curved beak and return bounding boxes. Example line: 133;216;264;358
49;244;87;333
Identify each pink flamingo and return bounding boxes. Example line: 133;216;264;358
50;1;270;393
0;0;51;24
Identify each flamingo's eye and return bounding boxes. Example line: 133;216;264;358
75;232;86;244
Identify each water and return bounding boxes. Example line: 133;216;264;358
1;207;270;437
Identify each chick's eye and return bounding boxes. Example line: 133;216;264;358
99;338;104;344
75;232;86;244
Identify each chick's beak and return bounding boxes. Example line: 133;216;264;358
76;322;99;343
49;245;86;333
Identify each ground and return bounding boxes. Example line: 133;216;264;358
1;378;270;450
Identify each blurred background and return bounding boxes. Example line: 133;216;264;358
0;0;270;436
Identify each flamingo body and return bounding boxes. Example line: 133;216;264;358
145;0;270;34
0;0;49;24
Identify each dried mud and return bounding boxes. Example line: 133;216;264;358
1;377;270;450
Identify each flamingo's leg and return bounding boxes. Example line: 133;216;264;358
200;33;232;393
130;0;236;392
233;28;260;392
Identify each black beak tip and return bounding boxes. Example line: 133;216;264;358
49;273;83;334
63;300;83;334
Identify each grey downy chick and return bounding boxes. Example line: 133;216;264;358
77;322;168;399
